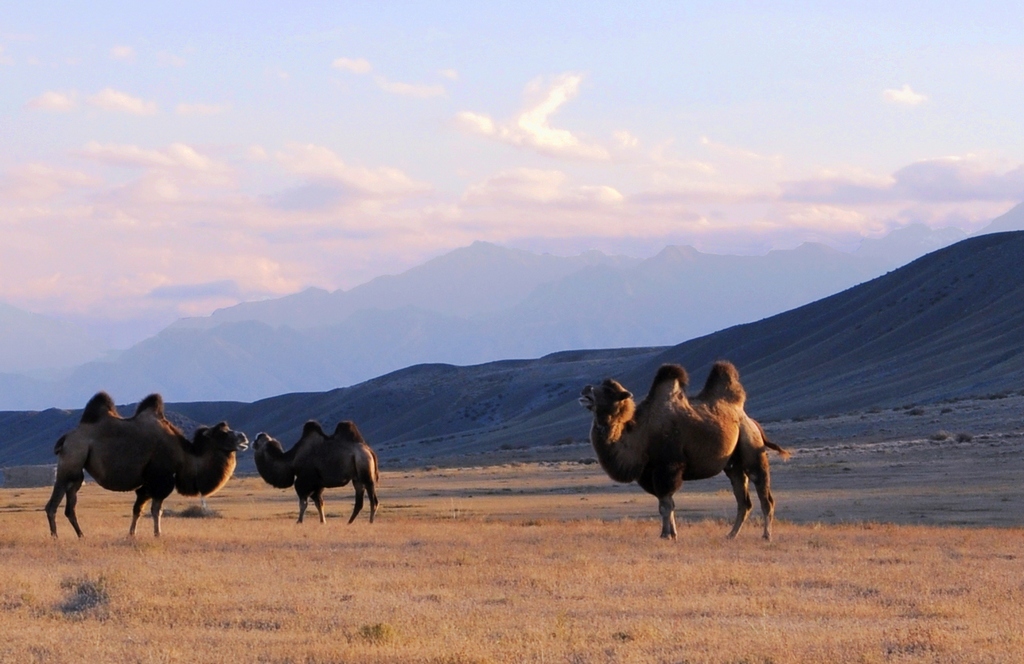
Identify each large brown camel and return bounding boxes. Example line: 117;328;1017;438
579;362;789;540
253;420;380;524
45;392;249;538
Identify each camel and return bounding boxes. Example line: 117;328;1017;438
579;362;789;540
45;392;249;538
252;420;380;524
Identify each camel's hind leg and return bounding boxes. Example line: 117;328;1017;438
750;458;776;541
63;478;86;538
45;473;84;538
130;488;151;536
366;483;378;523
348;483;365;524
312;488;327;524
724;464;753;539
45;482;67;538
657;495;677;539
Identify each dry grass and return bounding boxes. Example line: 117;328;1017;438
1;469;1022;663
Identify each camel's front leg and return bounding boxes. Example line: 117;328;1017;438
724;464;753;539
130;488;151;536
657;495;677;539
312;489;327;524
150;497;165;537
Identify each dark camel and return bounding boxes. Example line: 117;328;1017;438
45;392;248;537
253;420;380;524
579;362;789;540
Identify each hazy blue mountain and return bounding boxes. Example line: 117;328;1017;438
172;242;640;331
0;221;998;409
0;303;108;374
976;202;1024;234
854;223;966;266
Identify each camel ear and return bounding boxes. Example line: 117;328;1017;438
615;389;632;402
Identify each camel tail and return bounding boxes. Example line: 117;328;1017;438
764;439;791;460
53;434;66;456
367;448;380;484
753;419;791;460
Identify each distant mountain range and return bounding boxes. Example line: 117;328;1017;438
0;203;1020;411
3;229;1023;470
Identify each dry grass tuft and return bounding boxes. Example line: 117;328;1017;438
165;505;221;519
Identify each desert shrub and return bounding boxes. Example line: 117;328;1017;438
358;622;397;645
59;575;109;615
907;408;926;416
929;431;951;441
166;505;221;518
956;432;974;442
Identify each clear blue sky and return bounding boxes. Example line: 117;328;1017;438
2;2;1022;344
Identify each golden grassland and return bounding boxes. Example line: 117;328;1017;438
1;466;1022;664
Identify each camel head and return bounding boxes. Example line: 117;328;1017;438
253;432;285;455
193;421;249;454
579;379;633;415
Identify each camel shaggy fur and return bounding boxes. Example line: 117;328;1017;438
579;362;789;540
253;420;380;524
45;392;249;538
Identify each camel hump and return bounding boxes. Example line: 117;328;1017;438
81;391;118;424
53;434;67;455
654;364;689;389
302;420;326;437
332;421;365;442
696;361;746;405
134;393;165;418
645;364;688;401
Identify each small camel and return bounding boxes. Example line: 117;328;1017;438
579;362;789;540
45;392;249;537
253;420;380;524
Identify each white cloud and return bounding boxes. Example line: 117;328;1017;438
247;145;270;161
275;143;431;199
76;142;230;176
613;130;639;149
27;90;77;112
463;168;623;207
456;73;610;161
176;102;230;116
332;57;372;74
439;68;459;80
110;45;135;61
883;84;928;106
782;155;1024;204
374;76;446;98
87;88;158;115
1;163;98;200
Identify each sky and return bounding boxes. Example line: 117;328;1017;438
2;1;1024;347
